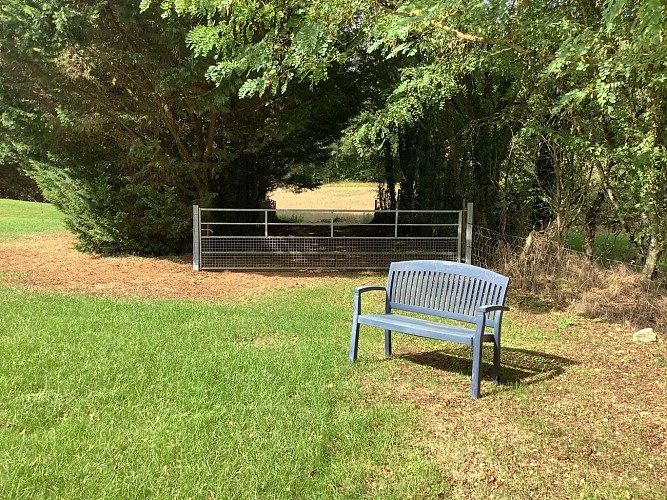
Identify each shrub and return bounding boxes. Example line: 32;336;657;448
31;164;190;255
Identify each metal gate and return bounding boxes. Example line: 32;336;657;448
193;204;473;270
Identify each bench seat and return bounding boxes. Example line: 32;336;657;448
356;314;494;345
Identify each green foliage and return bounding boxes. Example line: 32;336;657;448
34;167;191;255
565;231;634;263
0;0;359;255
0;1;211;253
3;0;665;271
541;0;667;274
145;0;359;93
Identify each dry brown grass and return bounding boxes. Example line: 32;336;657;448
269;182;377;210
491;232;667;333
575;266;667;330
359;313;667;498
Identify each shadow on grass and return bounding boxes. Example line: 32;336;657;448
509;291;556;314
399;346;577;387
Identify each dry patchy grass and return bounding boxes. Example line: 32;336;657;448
0;233;356;301
269;182;377;210
354;294;667;499
491;232;667;334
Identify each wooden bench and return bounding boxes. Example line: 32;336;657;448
349;260;510;398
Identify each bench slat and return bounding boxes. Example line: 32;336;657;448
357;313;495;345
457;275;472;316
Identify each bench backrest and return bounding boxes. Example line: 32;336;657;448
386;260;509;328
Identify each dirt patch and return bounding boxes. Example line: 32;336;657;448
0;233;354;301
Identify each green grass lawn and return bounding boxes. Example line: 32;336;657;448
0;286;441;498
0;199;64;242
2;286;665;499
1;201;666;498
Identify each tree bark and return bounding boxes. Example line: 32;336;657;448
397;128;416;210
643;236;663;280
583;189;605;258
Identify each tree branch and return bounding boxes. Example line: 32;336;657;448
203;112;217;163
158;102;212;195
376;4;547;60
159;102;194;164
595;161;634;239
429;19;546;60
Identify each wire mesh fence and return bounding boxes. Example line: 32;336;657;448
193;206;472;270
470;225;642;272
469;225;667;332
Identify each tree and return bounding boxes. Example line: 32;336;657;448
4;0;664;274
0;0;356;254
543;0;667;277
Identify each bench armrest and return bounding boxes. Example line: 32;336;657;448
473;305;509;339
354;286;386;295
477;304;510;314
353;286;387;316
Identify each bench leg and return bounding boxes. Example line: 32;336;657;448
471;339;483;399
493;337;501;385
384;330;392;357
349;317;361;362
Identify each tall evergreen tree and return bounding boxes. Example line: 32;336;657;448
0;0;356;254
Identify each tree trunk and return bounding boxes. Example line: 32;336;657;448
583;190;605;258
383;139;396;210
643;236;663;280
532;140;557;231
397;128;416;210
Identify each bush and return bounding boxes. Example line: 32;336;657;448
31;164;190;256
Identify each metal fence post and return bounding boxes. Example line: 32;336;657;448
457;210;463;262
394;209;399;238
465;202;473;264
192;205;201;271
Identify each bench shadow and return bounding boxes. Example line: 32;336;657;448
398;347;578;387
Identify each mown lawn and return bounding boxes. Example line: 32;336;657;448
0;199;64;242
1;201;666;498
0;285;441;498
2;285;665;498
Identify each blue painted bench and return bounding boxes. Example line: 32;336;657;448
349;260;510;398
